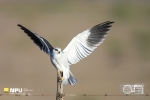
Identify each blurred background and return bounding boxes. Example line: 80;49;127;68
0;0;150;100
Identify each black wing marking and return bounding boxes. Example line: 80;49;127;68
17;24;53;54
63;21;114;65
87;21;114;47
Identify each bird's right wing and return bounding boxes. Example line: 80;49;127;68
18;24;53;54
63;21;114;65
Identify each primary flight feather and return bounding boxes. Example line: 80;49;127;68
17;21;114;85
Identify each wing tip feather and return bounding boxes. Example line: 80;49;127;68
17;24;22;27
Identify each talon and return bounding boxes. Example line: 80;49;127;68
57;70;64;82
60;77;64;81
58;76;64;82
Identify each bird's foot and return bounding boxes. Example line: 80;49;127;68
57;70;64;82
57;70;61;76
58;76;64;82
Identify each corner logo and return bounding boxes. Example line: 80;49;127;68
4;88;33;95
121;84;144;94
4;88;9;93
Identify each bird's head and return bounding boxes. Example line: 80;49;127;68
53;47;61;55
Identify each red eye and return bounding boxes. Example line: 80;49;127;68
55;49;58;51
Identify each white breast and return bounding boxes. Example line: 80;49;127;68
50;52;69;71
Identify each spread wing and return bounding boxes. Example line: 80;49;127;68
17;24;53;54
63;21;114;65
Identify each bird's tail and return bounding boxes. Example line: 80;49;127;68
62;70;77;85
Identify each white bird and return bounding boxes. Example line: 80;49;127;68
17;21;114;85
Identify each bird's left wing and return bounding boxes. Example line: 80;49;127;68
63;21;114;65
17;24;53;54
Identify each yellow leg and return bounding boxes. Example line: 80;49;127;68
58;70;61;76
57;70;64;81
60;77;64;81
